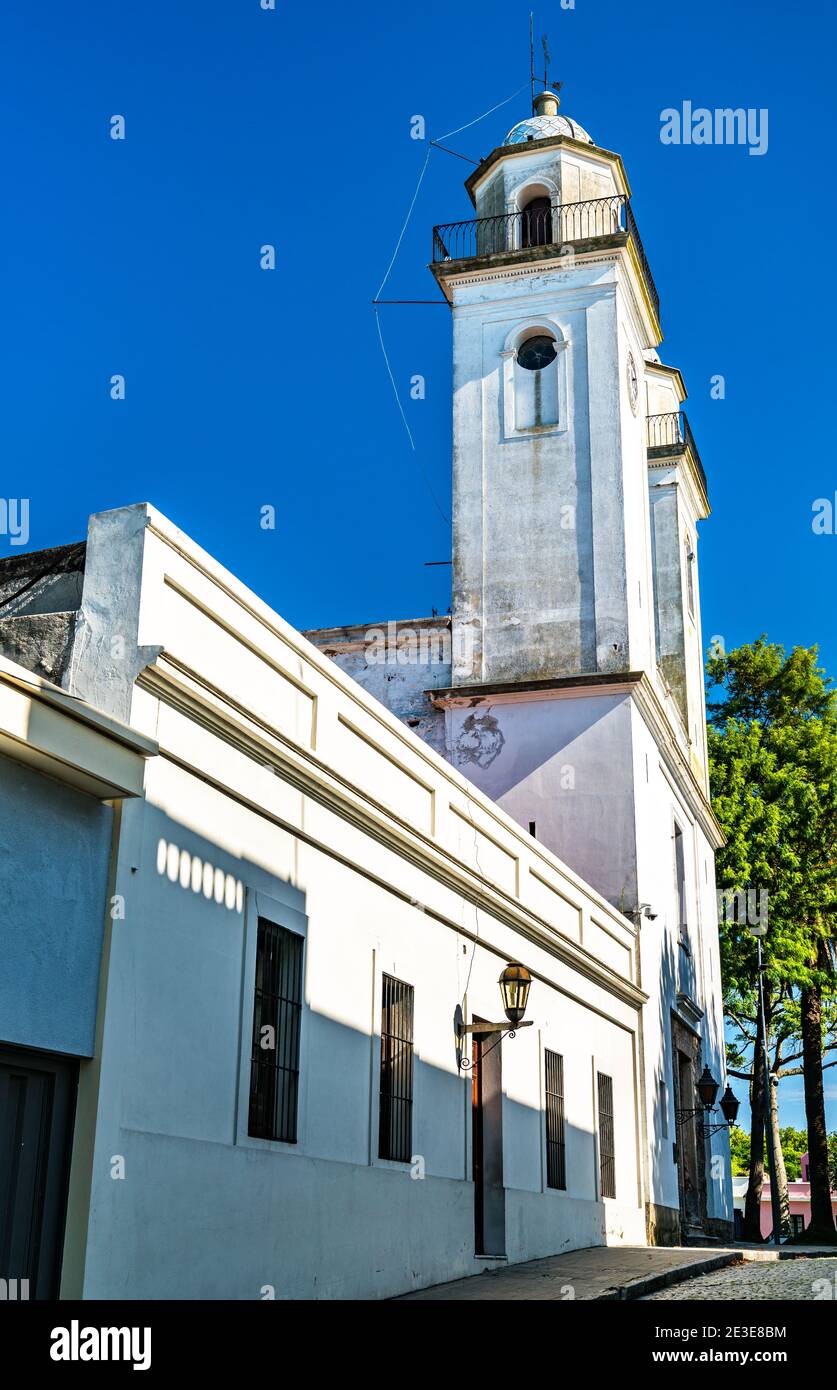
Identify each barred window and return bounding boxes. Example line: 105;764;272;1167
545;1050;566;1190
597;1071;615;1199
378;975;414;1163
248;919;303;1143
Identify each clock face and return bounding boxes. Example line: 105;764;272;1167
627;351;639;414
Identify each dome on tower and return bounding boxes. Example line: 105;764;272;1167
504;89;592;146
504;113;592;145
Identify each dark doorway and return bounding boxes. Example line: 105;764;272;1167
471;1023;505;1256
675;1048;701;1232
0;1045;78;1299
521;196;552;248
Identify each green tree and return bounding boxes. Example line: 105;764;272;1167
729;1124;751;1177
708;638;837;1243
728;1124;814;1181
778;1127;809;1181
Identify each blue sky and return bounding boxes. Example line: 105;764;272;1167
1;1;834;1130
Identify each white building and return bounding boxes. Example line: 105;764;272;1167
2;503;651;1299
0;651;153;1297
0;90;732;1301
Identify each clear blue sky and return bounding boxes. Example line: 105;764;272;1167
1;1;834;1129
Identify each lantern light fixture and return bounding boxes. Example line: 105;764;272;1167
676;1065;740;1138
499;962;532;1025
696;1065;720;1111
455;961;534;1068
719;1085;741;1128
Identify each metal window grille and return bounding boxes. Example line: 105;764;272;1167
545;1050;566;1190
248;919;303;1143
659;1077;669;1140
597;1071;616;1199
378;975;414;1163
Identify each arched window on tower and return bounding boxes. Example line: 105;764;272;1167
514;329;559;429
521;195;553;248
685;536;696;617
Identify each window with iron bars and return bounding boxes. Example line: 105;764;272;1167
545;1049;566;1190
248;919;303;1143
597;1071;616;1199
378;974;414;1163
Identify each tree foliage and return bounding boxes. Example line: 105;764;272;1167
708;638;837;1238
728;1124;829;1181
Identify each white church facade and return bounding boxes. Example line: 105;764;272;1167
0;91;732;1301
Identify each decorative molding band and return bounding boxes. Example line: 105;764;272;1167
448;251;621;292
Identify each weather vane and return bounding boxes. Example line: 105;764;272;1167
530;17;563;113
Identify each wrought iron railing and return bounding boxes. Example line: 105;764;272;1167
432;194;660;321
646;412;707;495
624;202;658;323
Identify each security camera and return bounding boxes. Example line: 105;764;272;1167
629;903;658;922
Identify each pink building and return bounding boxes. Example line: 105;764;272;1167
733;1154;837;1239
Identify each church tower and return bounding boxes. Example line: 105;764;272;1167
429;88;713;904
429;88;728;1242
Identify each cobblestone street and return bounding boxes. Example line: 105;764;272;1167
643;1257;837;1301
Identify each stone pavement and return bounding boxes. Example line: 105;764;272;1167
397;1245;740;1301
643;1255;837;1301
397;1244;837;1301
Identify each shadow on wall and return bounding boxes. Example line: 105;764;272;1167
646;922;731;1243
73;802;628;1300
647;925;679;1240
445;694;639;909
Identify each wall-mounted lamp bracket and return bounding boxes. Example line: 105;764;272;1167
458;1020;534;1036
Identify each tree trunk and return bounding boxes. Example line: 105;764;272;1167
744;1024;766;1242
768;1071;791;1238
801;976;837;1242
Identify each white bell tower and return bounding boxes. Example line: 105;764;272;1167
430;87;711;905
429;89;729;1242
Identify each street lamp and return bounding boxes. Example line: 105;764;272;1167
456;962;533;1068
498;962;532;1025
696;1065;720;1110
676;1066;740;1136
719;1085;741;1127
749;918;783;1247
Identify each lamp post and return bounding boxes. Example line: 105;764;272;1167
750;920;783;1247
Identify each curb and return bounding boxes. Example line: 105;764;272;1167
594;1253;743;1301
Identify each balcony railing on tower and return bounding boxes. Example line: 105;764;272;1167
646;411;707;497
432;194;660;323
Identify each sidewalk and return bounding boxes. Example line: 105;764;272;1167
397;1245;741;1301
396;1242;837;1301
